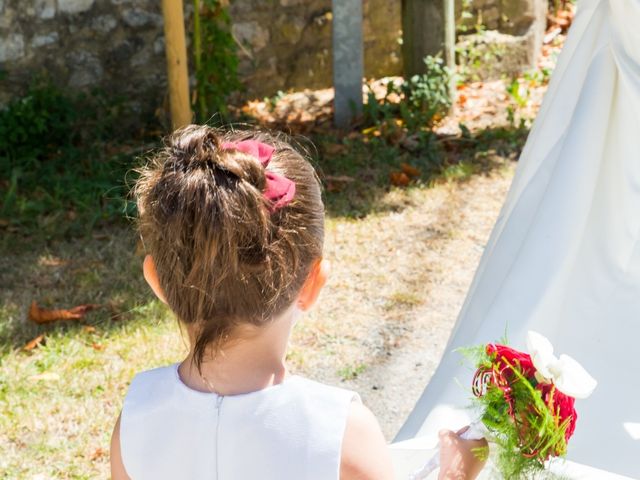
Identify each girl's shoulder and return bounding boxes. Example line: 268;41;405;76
119;364;365;480
123;363;359;410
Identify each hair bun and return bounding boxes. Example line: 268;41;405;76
167;125;266;191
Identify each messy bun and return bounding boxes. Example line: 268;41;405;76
134;125;324;369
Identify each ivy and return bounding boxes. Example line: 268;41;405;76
192;0;241;122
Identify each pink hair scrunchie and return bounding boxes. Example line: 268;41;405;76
221;140;296;213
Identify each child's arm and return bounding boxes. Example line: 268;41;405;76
340;400;395;480
110;413;131;480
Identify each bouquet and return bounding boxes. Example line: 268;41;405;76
411;331;597;479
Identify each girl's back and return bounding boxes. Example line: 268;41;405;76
121;364;357;480
111;125;485;480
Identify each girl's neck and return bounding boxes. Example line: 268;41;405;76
178;307;297;396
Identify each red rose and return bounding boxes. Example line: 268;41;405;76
538;383;578;442
487;343;537;378
485;343;578;445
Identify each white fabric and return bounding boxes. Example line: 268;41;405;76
120;364;358;480
394;1;640;478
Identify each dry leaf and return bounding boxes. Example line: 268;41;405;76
90;447;107;461
324;143;348;156
400;163;421;178
28;301;97;324
390;172;411;187
23;334;45;351
38;256;70;267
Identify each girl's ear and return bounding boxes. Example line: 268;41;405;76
297;258;330;311
143;255;168;304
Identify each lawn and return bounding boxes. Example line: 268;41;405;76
0;74;535;478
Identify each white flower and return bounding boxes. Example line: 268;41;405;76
526;331;597;399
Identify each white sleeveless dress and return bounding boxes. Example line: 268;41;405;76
120;364;359;480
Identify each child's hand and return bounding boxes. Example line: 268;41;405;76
438;426;488;480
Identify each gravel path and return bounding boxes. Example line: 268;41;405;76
342;166;515;440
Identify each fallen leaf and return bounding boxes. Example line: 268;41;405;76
38;256;70;267
324;143;348;156
29;372;60;381
400;163;421;178
90;447;106;461
458;93;468;107
28;301;97;324
23;334;45;351
389;172;411;187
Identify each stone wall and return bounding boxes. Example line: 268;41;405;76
230;0;402;96
456;0;548;80
0;0;402;121
0;0;545;123
0;0;166;121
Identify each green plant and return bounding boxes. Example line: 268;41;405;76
457;0;485;34
193;0;241;121
364;55;452;136
0;79;139;237
506;77;529;108
337;362;367;381
264;90;286;112
0;79;76;161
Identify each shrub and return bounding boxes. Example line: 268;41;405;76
0;80;136;237
0;80;76;162
364;55;453;135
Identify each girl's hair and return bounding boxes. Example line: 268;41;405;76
134;125;324;369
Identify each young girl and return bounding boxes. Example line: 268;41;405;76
110;125;486;479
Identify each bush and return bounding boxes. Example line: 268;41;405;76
0;80;76;162
0;80;137;237
364;55;453;135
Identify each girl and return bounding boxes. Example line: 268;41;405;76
110;125;486;479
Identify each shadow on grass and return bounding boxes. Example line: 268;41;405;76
0;226;169;352
313;124;529;220
0;124;529;352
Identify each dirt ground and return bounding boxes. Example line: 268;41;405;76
300;162;515;440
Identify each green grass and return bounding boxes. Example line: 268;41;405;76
0;78;529;477
337;362;367;381
0;78;154;239
0;306;184;479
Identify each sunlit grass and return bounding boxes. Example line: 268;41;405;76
0;124;522;478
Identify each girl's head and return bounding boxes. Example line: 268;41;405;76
134;125;325;368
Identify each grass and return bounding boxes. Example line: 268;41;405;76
337;362;367;381
0;81;529;478
0;79;155;239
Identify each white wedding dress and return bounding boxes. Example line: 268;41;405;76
391;0;640;478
